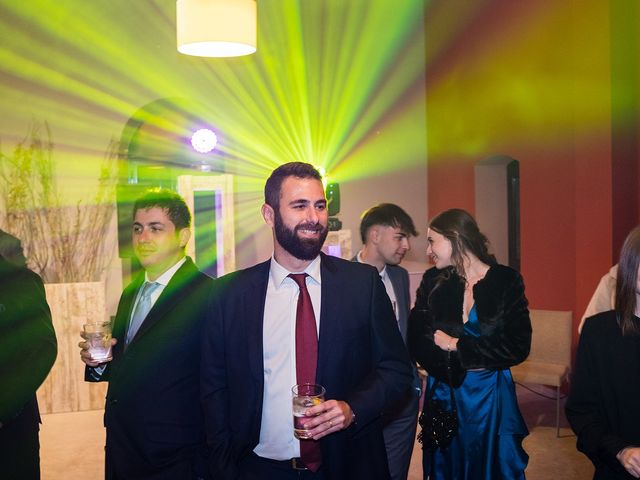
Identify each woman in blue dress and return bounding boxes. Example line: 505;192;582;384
408;209;531;479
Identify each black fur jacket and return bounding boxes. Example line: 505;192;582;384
408;264;531;387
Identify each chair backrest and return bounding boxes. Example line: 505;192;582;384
527;309;572;368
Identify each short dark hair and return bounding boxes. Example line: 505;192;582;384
264;162;323;210
429;208;496;275
133;189;191;231
359;203;418;244
615;225;640;336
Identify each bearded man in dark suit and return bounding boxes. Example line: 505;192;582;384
80;189;213;479
202;162;413;480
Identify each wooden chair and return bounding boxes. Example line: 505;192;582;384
511;309;572;437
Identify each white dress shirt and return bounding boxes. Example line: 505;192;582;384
254;255;322;460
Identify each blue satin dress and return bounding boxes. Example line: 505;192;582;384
423;306;529;479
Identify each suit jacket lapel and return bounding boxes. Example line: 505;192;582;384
128;258;198;346
246;260;270;383
387;266;409;342
112;274;144;357
317;253;341;384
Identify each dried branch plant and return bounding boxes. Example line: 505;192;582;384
0;121;118;283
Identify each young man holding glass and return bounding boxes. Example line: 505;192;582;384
80;189;213;480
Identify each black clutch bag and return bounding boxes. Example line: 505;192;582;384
417;351;459;451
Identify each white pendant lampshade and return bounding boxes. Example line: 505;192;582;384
177;0;257;58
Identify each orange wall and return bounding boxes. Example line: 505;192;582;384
425;0;628;345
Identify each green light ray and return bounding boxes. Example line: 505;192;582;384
1;0;427;239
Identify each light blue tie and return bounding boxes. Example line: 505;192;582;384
126;282;160;346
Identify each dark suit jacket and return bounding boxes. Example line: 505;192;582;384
566;310;640;480
351;258;421;394
350;256;412;344
202;253;413;480
386;264;411;343
408;265;531;387
0;255;56;477
87;257;213;480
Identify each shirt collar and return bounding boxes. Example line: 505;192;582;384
270;254;322;287
379;264;388;280
356;250;387;279
144;256;186;287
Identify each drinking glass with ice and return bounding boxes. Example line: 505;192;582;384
292;383;325;439
83;321;113;363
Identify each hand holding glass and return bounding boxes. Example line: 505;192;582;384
292;383;325;439
83;321;113;362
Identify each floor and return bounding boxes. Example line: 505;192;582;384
39;385;594;479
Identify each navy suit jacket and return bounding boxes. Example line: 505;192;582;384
87;257;213;480
386;264;411;344
351;258;422;396
202;253;413;480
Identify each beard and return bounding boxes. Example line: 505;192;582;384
274;209;329;261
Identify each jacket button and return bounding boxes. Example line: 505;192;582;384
109;399;118;405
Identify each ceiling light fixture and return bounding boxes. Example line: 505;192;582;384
177;0;257;58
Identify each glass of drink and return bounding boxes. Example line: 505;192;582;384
292;383;325;440
83;321;113;362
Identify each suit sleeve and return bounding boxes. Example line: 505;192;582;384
456;271;531;369
565;319;629;474
345;271;414;431
0;269;57;423
201;285;239;480
85;282;138;383
85;363;110;382
407;271;466;386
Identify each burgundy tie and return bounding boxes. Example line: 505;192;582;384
289;273;322;471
